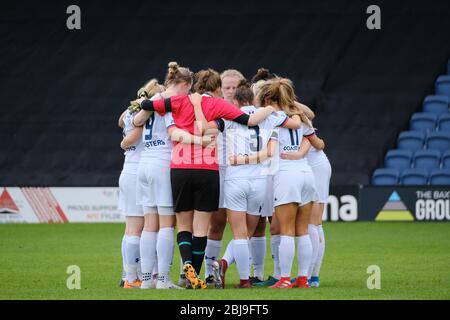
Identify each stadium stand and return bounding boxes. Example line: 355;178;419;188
410;113;438;133
372;52;450;186
436;76;450;98
371;169;400;186
397;131;425;152
438;114;450;131
413;150;441;170
2;1;450;186
384;150;412;170
429;169;450;185
426;132;450;153
442;151;450;168
400;168;429;186
423;95;450;115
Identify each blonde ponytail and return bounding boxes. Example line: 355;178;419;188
256;78;303;116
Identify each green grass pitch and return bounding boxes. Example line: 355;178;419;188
0;222;449;300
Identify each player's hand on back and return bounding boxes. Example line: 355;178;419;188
202;134;216;148
188;92;202;106
131;97;146;106
128;102;141;113
280;152;301;160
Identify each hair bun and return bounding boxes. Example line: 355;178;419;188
168;61;179;75
257;68;270;78
251;67;276;83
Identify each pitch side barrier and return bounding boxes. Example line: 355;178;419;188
359;186;450;222
0;186;449;223
324;185;450;222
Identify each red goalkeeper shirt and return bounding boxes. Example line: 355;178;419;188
141;95;250;170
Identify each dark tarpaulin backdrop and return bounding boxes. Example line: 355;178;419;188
1;0;450;186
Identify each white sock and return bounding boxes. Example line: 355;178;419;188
233;239;250;280
158;274;170;283
153;232;159;276
140;231;157;280
121;234;126;279
157;228;174;281
250;236;266;280
248;240;253;276
152;252;158;277
137;259;142;281
312;225;325;277
125;235;140;283
308;224;319;277
204;239;222;278
297;235;313;277
271;235;281;279
223;240;235;265
179;257;184;276
279;235;295;278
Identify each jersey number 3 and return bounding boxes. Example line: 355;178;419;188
249;125;262;152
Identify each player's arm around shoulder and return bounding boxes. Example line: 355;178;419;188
307;133;325;150
189;93;214;134
167;126;214;147
248;105;275;126
304;124;325;150
133;109;154;127
120;126;143;150
229;137;278;166
118;110;127;128
281;114;302;129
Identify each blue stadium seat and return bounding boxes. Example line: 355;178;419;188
384;150;412;170
414;150;441;170
438;113;450;132
442;150;450;168
423;95;449;115
436;75;450;98
397;131;425;152
410;113;437;133
400;168;429;185
372;168;400;185
426;132;450;152
429;169;450;185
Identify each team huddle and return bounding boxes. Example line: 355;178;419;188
117;62;331;290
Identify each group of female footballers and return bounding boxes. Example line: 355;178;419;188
117;62;331;290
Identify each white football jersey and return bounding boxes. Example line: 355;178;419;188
140;94;176;162
122;110;144;173
277;115;314;172
224;106;288;180
202;94;228;168
217;132;228;168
